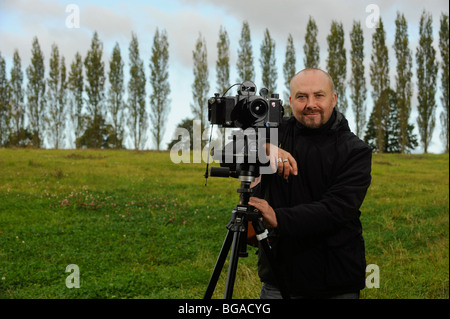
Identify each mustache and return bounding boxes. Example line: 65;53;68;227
302;109;322;115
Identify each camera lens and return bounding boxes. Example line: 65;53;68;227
250;99;268;118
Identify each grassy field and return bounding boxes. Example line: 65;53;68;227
0;148;448;299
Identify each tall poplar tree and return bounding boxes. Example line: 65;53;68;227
214;26;231;148
326;20;347;114
216;25;230;94
128;32;147;150
46;44;67;149
283;33;296;115
367;17;390;152
349;20;367;138
149;27;170;151
191;33;209;138
439;13;449;153
107;42;125;149
68;52;84;148
82;31;106;148
0;53;8;145
84;31;105;121
9;50;25;146
394;12;414;154
370;18;390;104
26;36;46;147
303;16;320;68
260;28;277;95
416;10;438;153
236;21;254;83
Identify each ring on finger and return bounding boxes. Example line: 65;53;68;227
283;159;289;162
277;158;283;163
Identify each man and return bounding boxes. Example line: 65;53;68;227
248;68;372;299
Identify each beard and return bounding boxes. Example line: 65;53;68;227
297;110;326;129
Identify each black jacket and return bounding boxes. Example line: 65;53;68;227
256;109;372;297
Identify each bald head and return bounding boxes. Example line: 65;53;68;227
290;68;335;96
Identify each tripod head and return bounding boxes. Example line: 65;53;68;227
209;163;259;180
205;126;269;181
206;131;267;236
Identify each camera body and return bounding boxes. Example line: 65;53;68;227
208;81;284;130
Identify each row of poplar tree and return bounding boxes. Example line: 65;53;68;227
189;11;449;154
0;29;170;151
0;10;449;153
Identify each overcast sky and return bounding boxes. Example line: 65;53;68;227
0;0;448;153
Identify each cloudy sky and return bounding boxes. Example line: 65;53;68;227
0;0;448;152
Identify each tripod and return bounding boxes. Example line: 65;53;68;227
203;163;289;299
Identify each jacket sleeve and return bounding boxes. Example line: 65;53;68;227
275;145;372;238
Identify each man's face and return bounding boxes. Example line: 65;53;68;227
289;70;337;129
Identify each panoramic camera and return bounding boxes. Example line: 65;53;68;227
205;81;284;173
207;81;283;130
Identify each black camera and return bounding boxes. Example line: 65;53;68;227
204;81;283;180
208;81;283;130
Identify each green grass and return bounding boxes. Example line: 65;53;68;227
0;149;448;299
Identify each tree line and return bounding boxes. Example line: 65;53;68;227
0;10;449;153
0;29;170;151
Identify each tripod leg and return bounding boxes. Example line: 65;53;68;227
203;229;234;299
224;230;245;299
